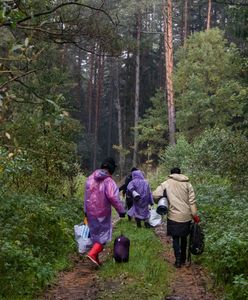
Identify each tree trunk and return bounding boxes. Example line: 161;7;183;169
184;0;188;43
93;51;104;170
207;0;212;30
133;12;141;166
163;0;176;145
87;50;94;133
107;58;114;157
115;58;124;177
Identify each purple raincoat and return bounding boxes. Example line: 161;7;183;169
84;169;125;244
127;170;154;220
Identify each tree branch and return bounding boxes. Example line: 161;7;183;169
0;69;38;90
213;0;248;6
2;2;117;27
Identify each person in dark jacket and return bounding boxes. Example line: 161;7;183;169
153;167;200;268
119;167;137;221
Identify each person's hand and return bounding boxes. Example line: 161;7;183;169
119;212;126;218
193;215;200;223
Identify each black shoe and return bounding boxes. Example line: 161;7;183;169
144;222;151;228
175;258;181;268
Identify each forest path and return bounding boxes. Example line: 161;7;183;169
42;222;217;300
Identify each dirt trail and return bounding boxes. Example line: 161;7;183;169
42;222;216;300
154;224;216;300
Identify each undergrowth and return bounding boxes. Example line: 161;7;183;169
0;192;83;299
98;220;171;300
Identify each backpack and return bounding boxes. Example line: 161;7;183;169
189;222;204;256
113;234;130;263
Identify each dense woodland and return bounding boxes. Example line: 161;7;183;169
0;0;247;299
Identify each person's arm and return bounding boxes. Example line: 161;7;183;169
105;178;125;214
188;182;197;216
148;185;154;205
152;184;164;204
119;183;126;192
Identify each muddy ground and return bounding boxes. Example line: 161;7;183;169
42;222;217;300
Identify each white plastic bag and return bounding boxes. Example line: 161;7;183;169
148;209;162;227
74;223;92;254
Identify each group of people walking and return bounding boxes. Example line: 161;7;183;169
84;157;200;268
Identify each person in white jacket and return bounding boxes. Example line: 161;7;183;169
153;167;200;268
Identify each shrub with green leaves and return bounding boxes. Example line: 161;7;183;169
196;185;248;299
0;193;83;298
192;128;248;187
159;135;194;174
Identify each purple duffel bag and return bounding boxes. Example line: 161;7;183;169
113;234;130;263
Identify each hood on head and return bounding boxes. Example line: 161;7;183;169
169;173;189;182
132;170;144;180
93;169;110;181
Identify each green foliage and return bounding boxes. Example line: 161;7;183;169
174;29;247;139
196;185;248;299
159;135;194;173
159;128;248;188
0;193;83;298
98;220;170;299
137;89;167;161
192;128;248;187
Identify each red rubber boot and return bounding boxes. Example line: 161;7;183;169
86;242;103;266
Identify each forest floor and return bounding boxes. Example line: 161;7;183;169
41;222;217;300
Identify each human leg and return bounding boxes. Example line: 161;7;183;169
180;236;187;265
135;218;142;228
172;236;181;268
87;242;103;266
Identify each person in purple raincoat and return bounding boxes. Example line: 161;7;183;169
84;157;126;266
126;170;154;228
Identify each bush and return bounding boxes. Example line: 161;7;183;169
159;135;194;174
193;128;248;187
196;185;248;299
0;193;83;298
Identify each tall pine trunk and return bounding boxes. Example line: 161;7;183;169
93;51;104;169
133;12;141;166
107;59;114;157
163;0;176;145
207;0;212;30
115;58;124;177
87;50;94;133
184;0;188;43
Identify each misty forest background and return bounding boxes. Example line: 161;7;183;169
0;0;247;299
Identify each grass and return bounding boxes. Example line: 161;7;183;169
97;219;171;300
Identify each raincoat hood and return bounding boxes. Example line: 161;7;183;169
93;169;110;181
132;170;145;180
169;173;189;182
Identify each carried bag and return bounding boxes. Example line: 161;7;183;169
74;223;92;254
148;209;162;227
113;234;130;263
188;222;204;256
